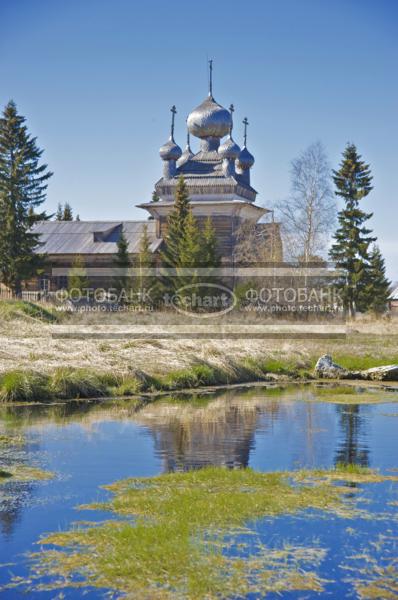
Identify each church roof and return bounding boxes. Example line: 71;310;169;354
31;220;161;255
155;149;257;201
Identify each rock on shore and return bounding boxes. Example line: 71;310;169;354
314;355;398;381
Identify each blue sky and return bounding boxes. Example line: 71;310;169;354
1;0;397;278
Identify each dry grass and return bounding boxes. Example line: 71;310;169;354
1;303;398;389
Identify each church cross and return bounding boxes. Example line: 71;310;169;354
209;59;213;97
229;104;234;134
170;105;177;139
243;117;249;146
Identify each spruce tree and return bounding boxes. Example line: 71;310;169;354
68;255;88;296
161;176;190;292
363;245;391;314
63;202;73;221
329;144;375;317
0;100;52;294
114;227;131;303
56;203;63;220
178;209;201;288
136;224;153;305
201;217;220;268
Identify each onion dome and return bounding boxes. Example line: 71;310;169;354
187;95;232;139
237;145;254;170
177;130;194;167
159;137;182;161
218;135;240;160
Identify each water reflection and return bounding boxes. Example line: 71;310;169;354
134;392;281;471
334;404;370;467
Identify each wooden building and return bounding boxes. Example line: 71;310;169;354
29;73;282;292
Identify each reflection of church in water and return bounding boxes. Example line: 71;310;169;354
136;392;282;471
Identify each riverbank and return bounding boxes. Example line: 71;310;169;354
1;301;398;402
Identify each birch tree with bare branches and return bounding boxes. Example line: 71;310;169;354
275;142;336;261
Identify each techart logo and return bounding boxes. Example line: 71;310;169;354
166;283;237;318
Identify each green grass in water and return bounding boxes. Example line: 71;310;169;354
0;465;53;483
28;465;396;599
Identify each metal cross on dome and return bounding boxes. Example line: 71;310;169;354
243;117;249;146
229;104;235;134
170;105;177;139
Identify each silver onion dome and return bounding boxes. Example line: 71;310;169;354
177;144;193;167
237;146;255;170
187;95;232;139
218;135;240;160
177;130;194;167
159;136;182;161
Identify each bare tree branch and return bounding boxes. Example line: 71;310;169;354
274;142;336;261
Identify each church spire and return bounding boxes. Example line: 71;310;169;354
208;59;213;97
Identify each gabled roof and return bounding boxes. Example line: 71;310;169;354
31;220;162;255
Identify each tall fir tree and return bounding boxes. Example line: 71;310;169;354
201;217;220;268
161;176;190;292
0;101;52;294
63;202;73;221
177;209;202;288
114;227;131;303
363;245;391;314
56;203;63;220
135;223;153;304
68;255;88;296
329;143;375;317
160;176;220;299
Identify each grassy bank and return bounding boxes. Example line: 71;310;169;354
1;354;398;403
25;464;397;598
0;359;307;403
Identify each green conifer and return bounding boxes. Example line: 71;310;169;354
160;176;190;293
68;255;88;296
63;202;73;221
329;143;375;317
0;101;52;294
136;223;153;305
114;227;131;303
363;245;391;314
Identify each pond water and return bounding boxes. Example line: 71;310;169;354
0;383;398;598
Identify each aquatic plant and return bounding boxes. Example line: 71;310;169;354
27;465;394;598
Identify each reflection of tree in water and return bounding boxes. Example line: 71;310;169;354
0;481;34;537
136;392;281;472
0;429;41;539
334;404;370;467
